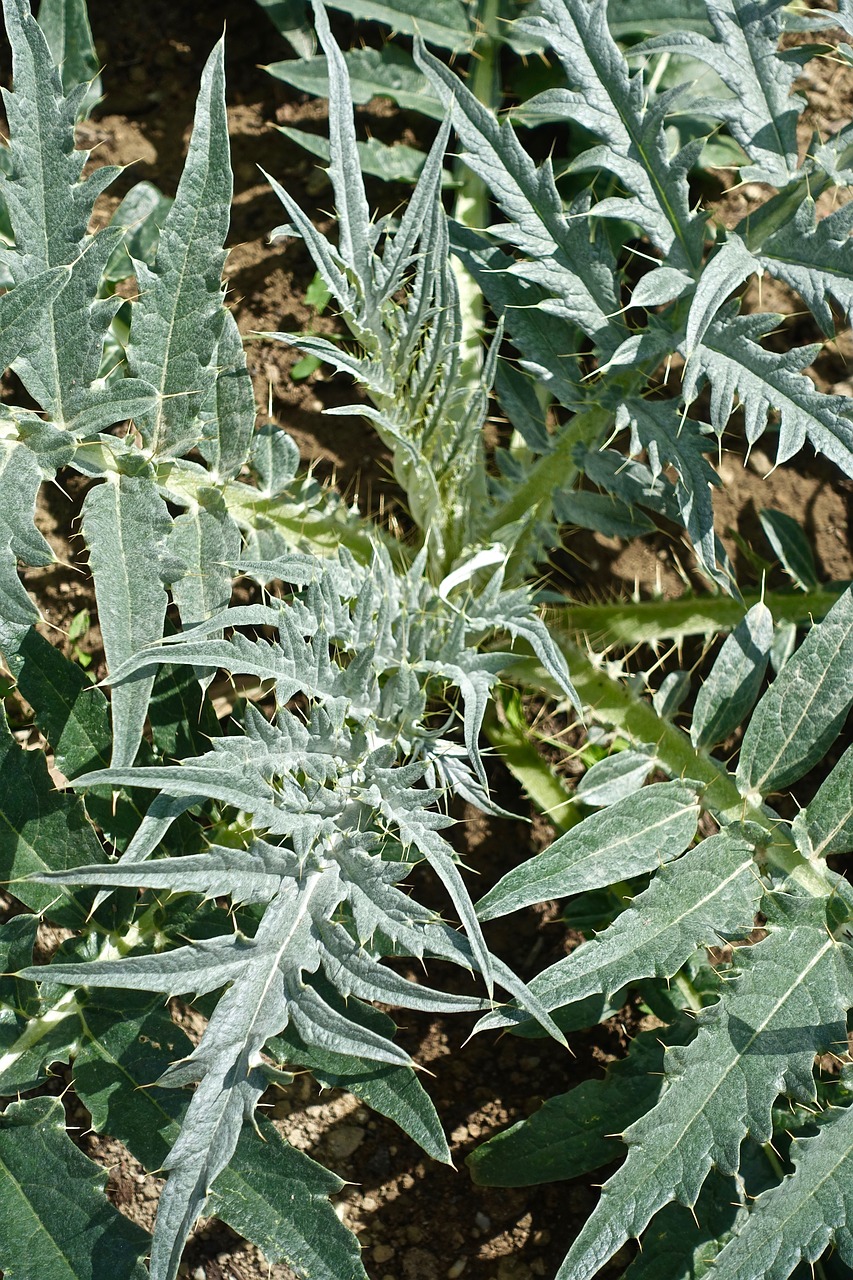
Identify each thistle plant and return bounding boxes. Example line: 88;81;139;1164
1;0;853;1278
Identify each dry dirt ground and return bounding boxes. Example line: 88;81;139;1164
2;2;853;1279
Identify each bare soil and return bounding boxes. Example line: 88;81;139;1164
2;3;853;1280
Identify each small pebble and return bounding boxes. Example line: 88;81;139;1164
447;1259;467;1278
325;1125;366;1160
192;1269;206;1280
373;1244;395;1264
475;1212;491;1231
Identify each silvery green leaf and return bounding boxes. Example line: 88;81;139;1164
652;670;691;719
479;833;760;1034
82;472;174;768
560;901;853;1279
31;840;297;906
74;997;368;1280
268;993;451;1163
263;330;391;396
0;1096;150;1280
754;197;853;336
377;114;451;301
167;487;240;628
522;0;704;267
792;744;853;859
36;0;102;119
265;168;359;319
250;422;300;496
640;0;804;185
24;935;248;997
1;0;121;423
0;263;69;373
386;801;494;995
265;44;443;119
710;1098;853;1279
682;309;853;473
619;398;724;587
450;226;585;412
64;379;160;439
316;919;489;1014
476;782;699;920
691;602;773;749
0;434;55;624
576;750;656;807
685;234;756;353
631;266;693;309
312;2;373;291
414;40;621;348
196;308;256;481
758;508;819;591
125;38;231;459
737;587;853;796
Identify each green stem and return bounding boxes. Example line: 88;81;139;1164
545;585;849;648
502;641;831;897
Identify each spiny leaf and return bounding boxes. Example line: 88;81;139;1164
125;37;232;459
1;0;122;424
476;781;699;920
691;602;773;749
414;39;622;348
683;309;853;474
73;997;369;1280
617;398;725;588
0;1096;150;1280
478;832;760;1031
196;307;257;482
558;901;853;1280
710;1099;853;1279
641;0;804;185
792;743;853;859
737;586;853;797
82;471;174;768
268;989;451;1164
522;0;705;267
754;197;853;336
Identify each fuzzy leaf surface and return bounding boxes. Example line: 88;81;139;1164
125;38;231;459
691;603;773;748
477;782;699;920
73;997;368;1279
479;833;760;1031
737;587;853;796
558;902;853;1279
710;1099;853;1279
0;1096;149;1280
